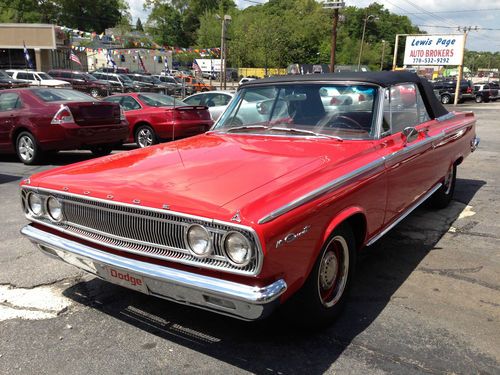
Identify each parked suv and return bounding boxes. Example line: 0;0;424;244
91;72;141;93
124;74;164;93
48;69;111;98
432;79;473;104
0;70;30;89
5;70;71;88
473;83;499;103
153;75;182;95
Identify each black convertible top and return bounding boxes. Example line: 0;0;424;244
243;71;448;119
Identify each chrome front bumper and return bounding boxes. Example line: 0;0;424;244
21;225;287;321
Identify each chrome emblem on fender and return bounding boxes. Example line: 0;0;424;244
231;211;242;223
276;225;311;248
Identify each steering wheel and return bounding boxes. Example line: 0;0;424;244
323;115;364;130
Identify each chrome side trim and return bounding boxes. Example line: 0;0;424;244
384;132;444;162
21;225;287;321
258;157;385;224
436;112;456;122
366;183;442;246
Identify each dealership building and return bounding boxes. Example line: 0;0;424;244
0;23;88;71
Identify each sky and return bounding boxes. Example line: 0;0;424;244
128;0;500;52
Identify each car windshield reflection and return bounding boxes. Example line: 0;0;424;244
213;83;378;140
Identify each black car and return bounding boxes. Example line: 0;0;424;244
473;83;499;103
125;74;164;93
0;70;30;90
91;72;141;93
432;79;473;104
48;69;111;98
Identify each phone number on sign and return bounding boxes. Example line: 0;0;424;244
411;57;450;64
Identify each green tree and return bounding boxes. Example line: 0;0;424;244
136;17;144;31
146;3;184;46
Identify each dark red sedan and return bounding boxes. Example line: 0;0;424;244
0;88;129;164
103;92;213;148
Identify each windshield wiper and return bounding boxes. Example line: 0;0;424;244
270;126;343;141
225;124;270;133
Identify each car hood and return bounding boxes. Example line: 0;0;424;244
28;133;376;223
42;79;71;86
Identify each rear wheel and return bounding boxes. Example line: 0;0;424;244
289;224;356;327
441;94;451;104
135;125;157;148
430;164;456;209
90;145;113;157
16;132;42;165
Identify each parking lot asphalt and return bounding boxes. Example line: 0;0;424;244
0;102;499;374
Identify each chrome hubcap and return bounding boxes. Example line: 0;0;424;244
318;235;349;308
18;136;35;161
320;252;338;290
444;166;454;195
137;128;153;147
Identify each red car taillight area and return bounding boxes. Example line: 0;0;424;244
51;105;75;125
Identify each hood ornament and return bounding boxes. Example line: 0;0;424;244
231;211;242;223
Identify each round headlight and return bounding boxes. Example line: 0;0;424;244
223;232;252;267
27;193;43;216
46;196;63;222
186;224;212;257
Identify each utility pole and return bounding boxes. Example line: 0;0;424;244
217;14;231;90
380;39;386;70
453;26;477;105
322;1;345;73
357;14;378;71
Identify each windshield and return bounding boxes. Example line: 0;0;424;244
138;93;185;107
33;88;94;102
214;83;379;140
119;74;133;82
82;73;97;81
0;70;10;78
151;76;162;84
37;73;53;80
140;76;154;84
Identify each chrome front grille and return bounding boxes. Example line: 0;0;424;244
22;188;261;275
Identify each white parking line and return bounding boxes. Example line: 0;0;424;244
0;285;72;321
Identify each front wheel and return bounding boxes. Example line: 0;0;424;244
289;224;356;326
135;125;157;148
430;164;456;209
89;88;100;98
16;132;42;165
441;94;451;104
475;95;483;103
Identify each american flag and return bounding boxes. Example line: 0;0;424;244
69;50;82;65
106;50;116;69
23;42;33;69
137;53;147;73
193;60;202;75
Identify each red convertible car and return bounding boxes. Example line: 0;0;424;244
103;93;213;148
0;88;128;164
20;72;478;324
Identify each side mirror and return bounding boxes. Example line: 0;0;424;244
402;127;419;145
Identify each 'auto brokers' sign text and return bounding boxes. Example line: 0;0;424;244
404;34;465;66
